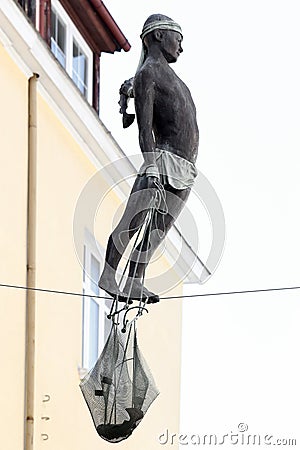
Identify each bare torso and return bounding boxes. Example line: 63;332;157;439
134;58;199;164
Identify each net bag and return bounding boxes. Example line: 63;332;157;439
80;322;159;443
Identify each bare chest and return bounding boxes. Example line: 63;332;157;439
154;69;196;118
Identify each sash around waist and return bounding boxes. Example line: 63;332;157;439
138;149;198;190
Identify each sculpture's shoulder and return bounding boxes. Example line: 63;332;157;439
134;59;163;94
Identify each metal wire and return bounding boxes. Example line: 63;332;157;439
1;282;300;300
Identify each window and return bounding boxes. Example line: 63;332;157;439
18;0;36;24
72;39;88;97
50;0;93;104
51;7;66;68
82;233;111;370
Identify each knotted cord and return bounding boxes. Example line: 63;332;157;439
108;181;167;331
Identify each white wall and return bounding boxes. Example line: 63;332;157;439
100;1;300;446
180;284;300;448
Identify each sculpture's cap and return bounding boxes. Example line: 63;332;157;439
140;18;183;41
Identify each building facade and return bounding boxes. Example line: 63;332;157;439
0;1;201;449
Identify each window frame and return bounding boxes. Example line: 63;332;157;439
18;0;36;24
82;230;111;371
50;0;93;105
72;38;89;98
50;7;67;68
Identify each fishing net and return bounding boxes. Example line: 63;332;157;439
80;322;159;443
80;195;163;442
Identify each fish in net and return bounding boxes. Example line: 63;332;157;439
80;321;159;443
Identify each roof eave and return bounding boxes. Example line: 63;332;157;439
59;0;131;54
89;0;131;52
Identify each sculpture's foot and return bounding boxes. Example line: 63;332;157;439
123;278;160;304
98;272;120;297
98;271;130;303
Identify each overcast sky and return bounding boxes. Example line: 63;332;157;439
100;1;300;446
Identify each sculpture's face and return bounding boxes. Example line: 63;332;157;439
161;30;183;63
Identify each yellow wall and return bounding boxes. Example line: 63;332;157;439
0;41;183;450
0;42;28;450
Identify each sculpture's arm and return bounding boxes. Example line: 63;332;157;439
134;69;158;173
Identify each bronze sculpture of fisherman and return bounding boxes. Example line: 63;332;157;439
99;14;199;303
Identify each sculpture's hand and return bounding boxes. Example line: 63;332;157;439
146;176;166;212
119;77;134;98
146;175;160;190
144;164;160;190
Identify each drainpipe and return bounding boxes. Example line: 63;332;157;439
25;73;39;450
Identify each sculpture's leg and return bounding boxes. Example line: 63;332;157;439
123;186;191;302
98;175;156;297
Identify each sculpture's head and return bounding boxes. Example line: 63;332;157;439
139;14;183;65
